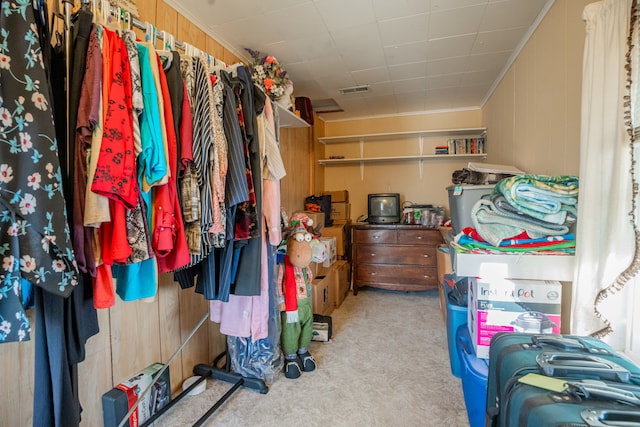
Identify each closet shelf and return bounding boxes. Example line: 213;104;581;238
318;153;487;165
276;103;310;128
318;127;487;144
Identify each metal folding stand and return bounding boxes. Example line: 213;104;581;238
111;311;268;427
138;347;268;427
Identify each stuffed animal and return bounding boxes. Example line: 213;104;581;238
277;212;318;379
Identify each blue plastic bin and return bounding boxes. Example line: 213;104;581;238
456;324;489;427
445;281;468;378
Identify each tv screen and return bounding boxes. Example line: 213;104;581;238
368;193;400;224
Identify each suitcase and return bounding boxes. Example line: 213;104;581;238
486;333;640;427
501;375;640;427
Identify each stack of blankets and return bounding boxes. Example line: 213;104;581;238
454;174;578;254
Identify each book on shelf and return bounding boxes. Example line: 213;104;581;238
447;137;485;154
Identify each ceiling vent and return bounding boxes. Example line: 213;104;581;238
339;85;370;95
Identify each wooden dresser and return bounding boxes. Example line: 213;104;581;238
351;223;443;294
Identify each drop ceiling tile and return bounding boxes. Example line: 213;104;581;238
481;0;549;31
165;0;256;27
472;27;528;54
216;17;276;47
330;22;383;55
314;0;376;31
426;34;476;61
366;81;395;96
341;50;388;71
379;14;429;47
304;55;349;76
352;67;391;85
262;3;328;41
384;40;429;65
266;34;338;62
430;0;488;13
467;51;512;71
426;56;469;76
388;61;428;80
424;88;459;110
392;76;428;94
459;69;500;87
372;0;431;21
426;73;463;90
428;4;485;39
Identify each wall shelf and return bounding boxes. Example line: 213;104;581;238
318;153;487;165
318;127;487;179
276;103;310;128
317;127;487;144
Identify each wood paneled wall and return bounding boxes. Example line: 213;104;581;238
0;1;312;426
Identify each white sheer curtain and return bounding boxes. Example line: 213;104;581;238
572;0;635;337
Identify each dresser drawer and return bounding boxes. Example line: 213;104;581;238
356;245;436;266
397;229;442;245
355;264;438;287
354;229;397;245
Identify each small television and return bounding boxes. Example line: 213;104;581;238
368;193;401;224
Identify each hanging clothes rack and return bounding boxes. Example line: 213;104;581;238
61;2;267;426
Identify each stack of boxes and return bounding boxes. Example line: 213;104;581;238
296;190;352;317
444;182;570;427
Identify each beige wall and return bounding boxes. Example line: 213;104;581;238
320;110;484;219
483;0;594;176
318;0;592;220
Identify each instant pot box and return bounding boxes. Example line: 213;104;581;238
468;277;562;359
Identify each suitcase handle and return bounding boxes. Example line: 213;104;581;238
531;335;613;355
537;352;631;383
581;408;640;426
567;380;640;406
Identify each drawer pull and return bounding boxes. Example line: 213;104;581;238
369;272;377;276
370;253;377;257
417;236;423;240
422;254;430;258
423;274;431;278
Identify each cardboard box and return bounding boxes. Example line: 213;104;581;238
468;278;562;359
319;237;337;267
331;260;351;308
331;202;351;221
309;261;331;279
312;274;335;316
322;190;349;203
102;363;171;427
321;223;349;257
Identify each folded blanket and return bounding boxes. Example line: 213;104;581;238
471;198;570;246
456;234;575;253
492;193;572;226
495;174;579;224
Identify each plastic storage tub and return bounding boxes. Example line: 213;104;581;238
456;324;489;427
445;279;468;378
446;184;495;234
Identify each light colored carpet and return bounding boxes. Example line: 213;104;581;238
154;288;470;427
